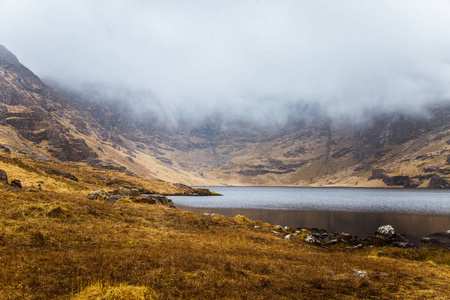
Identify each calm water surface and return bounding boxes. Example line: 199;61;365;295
172;187;450;243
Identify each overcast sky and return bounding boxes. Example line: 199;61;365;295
1;0;450;124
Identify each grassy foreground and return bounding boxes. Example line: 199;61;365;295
0;155;449;299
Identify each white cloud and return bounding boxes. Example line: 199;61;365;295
1;0;450;123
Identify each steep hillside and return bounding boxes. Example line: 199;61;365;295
2;44;450;188
0;45;213;186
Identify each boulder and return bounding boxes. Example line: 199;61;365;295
132;196;157;205
0;169;8;184
105;195;122;201
363;225;416;248
88;190;106;200
10;179;22;188
421;230;450;250
0;145;11;153
138;194;175;207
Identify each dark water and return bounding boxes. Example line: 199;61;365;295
172;187;450;243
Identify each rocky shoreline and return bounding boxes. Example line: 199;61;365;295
275;223;450;251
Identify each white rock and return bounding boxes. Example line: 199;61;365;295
305;235;319;244
353;269;368;278
377;225;395;236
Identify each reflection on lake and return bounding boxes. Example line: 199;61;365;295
172;187;450;243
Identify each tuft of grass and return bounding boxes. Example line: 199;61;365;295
209;190;223;196
73;282;155;300
117;199;133;204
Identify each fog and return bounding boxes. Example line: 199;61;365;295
1;0;450;125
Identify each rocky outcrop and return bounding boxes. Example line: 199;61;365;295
362;225;416;248
421;230;450;250
274;224;418;249
381;175;419;188
427;174;450;189
87;189;175;207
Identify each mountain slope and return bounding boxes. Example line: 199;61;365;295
2;44;450;188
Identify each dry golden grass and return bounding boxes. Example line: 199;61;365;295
73;282;155;300
0;152;449;299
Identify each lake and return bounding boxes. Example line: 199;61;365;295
172;187;450;244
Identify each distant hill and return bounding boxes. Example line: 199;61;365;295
2;44;450;188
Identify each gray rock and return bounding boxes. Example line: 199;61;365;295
105;195;122;201
0;169;7;184
353;269;368;278
421;230;450;250
10;179;22;188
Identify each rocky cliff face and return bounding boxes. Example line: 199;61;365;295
0;45;99;162
2;44;450;187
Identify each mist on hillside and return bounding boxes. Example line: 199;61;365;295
1;0;450;126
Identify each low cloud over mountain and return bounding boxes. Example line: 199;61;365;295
1;0;450;124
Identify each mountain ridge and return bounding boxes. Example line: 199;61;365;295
2;44;450;188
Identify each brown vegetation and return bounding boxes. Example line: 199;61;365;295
0;153;449;299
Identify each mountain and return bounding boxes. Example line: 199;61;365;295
2;44;450;188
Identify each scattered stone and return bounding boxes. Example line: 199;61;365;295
92;190;106;195
10;179;21;188
0;169;8;184
325;239;338;246
305;235;320;244
254;226;261;229
284;234;292;240
379;272;390;277
353;269;368;278
353;244;363;250
88;190;106;200
130;188;140;196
